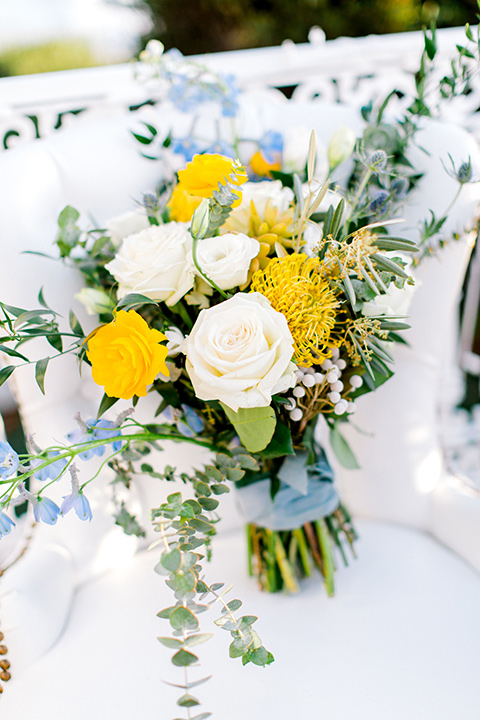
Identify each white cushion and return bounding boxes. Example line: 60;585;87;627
2;520;480;720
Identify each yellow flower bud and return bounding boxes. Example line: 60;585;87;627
249;150;281;178
167;183;202;222
86;310;169;399
327;126;357;171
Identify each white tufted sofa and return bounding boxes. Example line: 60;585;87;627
1;94;480;720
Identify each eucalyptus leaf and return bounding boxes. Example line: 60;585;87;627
220;404;276;453
170;606;199;632
171;649;198;667
157;637;183;649
183;633;213;648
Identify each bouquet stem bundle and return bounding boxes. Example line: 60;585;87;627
246;504;357;595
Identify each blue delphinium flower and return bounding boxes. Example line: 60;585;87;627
170;136;202;162
204;140;236;158
60;465;92;522
219;73;240;117
258;130;284;164
181;404;205;434
162;405;204;438
0;512;15;538
17;483;59;526
33;497;60;525
66;416;123;461
0;441;19;480
33;451;68;482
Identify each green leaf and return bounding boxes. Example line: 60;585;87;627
177;694;200;708
183;633;213;648
47;333;63;352
197;497;219;511
238;615;257;628
189;518;214;533
0;345;28;361
0;302;27;317
220;404;276;453
246;646;269;666
161;549;182;572
371;253;409;279
157;637;183;649
116;293;159;311
35;357;49;394
171;649;198;667
58;205;80;228
258;419;294;459
96;393;119;419
69;310;84;336
210;483;229;495
329;426;360;470
170;607;199;632
0;366;14;387
37;287;49;309
225;467;245;482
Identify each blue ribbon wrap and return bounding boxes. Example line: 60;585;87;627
235;448;340;531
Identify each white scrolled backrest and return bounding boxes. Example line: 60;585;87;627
0;98;479;581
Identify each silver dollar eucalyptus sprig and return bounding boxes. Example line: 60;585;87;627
152;451;273;718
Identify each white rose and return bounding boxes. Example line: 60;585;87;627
105;222;194;306
283;126;328;180
236;180;293;215
191;233;260;290
185;293;296;411
106;210;150;247
362;281;416;318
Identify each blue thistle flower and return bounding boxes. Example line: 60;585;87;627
391;177;409;199
369;189;390;215
367;150;388;172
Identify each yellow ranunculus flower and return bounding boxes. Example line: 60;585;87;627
167;183;203;222
86;310;169;399
249;151;281;178
177;154;248;201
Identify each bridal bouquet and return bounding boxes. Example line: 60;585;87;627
0;134;418;591
0;19;478;715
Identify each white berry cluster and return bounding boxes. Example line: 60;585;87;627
284;348;364;423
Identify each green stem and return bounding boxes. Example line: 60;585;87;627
315;519;335;597
293;527;312;577
191;232;230;299
273;532;299;593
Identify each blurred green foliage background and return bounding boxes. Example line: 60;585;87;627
0;0;478;76
140;0;478;54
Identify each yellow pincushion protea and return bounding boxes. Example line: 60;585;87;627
222;200;295;288
86;310;169;399
167;183;203;222
250;253;339;366
177;154;247;200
